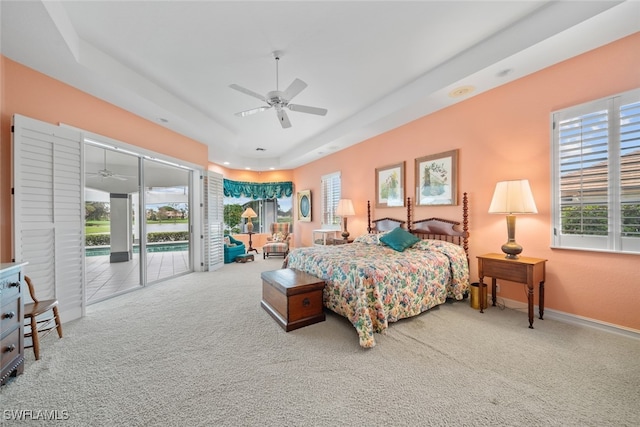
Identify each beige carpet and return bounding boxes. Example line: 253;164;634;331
2;255;639;426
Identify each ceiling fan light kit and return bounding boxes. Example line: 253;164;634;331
230;51;327;129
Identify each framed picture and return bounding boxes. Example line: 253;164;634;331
375;162;405;208
415;149;458;206
297;190;311;222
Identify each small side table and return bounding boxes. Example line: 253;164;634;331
245;232;258;254
477;253;547;329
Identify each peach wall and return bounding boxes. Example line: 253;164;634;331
293;33;640;331
0;56;208;262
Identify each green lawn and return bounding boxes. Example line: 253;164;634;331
85;218;189;235
85;221;110;235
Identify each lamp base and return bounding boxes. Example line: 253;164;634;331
501;241;522;259
501;214;522;259
247;222;254;233
341;217;350;240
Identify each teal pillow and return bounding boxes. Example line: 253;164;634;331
379;227;420;252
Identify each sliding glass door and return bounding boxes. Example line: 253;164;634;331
85;144;193;303
85;144;141;303
142;159;191;284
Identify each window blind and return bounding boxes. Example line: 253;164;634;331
321;172;341;227
552;89;640;253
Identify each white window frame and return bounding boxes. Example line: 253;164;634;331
551;88;640;254
320;171;341;230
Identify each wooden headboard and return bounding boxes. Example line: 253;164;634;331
367;193;470;258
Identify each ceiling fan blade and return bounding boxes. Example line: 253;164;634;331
277;109;292;129
283;78;307;101
111;175;128;181
229;84;267;102
234;106;272;117
288;104;328;116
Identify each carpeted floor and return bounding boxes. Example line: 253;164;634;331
2;255;639;426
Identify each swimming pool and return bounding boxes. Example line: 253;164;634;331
85;242;189;257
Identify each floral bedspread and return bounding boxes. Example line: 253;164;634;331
283;237;469;348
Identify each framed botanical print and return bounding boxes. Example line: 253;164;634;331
375;162;405;208
415;149;458;206
297;190;311;222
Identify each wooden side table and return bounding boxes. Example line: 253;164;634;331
245;232;258;254
477;253;547;328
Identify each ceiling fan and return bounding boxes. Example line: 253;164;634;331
86;150;131;181
229;51;328;129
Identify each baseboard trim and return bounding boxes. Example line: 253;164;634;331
493;295;640;341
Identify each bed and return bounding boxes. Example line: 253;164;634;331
283;194;470;348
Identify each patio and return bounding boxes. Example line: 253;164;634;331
85;250;190;304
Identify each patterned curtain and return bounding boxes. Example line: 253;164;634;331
223;179;293;199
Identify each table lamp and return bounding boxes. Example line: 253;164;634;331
488;179;538;259
335;199;355;240
241;207;258;233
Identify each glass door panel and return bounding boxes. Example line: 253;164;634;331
84;144;141;303
143;159;191;283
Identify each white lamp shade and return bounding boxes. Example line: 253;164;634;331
241;207;257;218
488;180;538;214
335;199;355;216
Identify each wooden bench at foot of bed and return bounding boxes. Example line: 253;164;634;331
261;268;326;332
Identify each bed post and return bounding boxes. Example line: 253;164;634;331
463;192;469;258
367;200;372;233
407;197;412;232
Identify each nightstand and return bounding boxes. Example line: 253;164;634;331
477;253;547;329
313;229;339;246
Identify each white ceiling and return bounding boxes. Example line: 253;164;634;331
2;1;639;171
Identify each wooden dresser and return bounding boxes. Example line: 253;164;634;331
1;262;27;385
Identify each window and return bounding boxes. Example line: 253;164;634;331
321;172;341;229
552;89;640;254
222;180;293;234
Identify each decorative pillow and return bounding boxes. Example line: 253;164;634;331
354;233;381;245
379;227;421;252
224;236;231;246
272;232;285;242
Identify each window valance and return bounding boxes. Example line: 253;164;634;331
223;179;293;199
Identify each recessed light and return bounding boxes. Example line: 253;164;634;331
269;167;275;170
448;86;475;98
223;161;230;165
245;167;251;170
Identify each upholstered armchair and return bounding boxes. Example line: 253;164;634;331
262;222;291;259
224;234;246;264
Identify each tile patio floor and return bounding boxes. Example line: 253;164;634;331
85;250;190;304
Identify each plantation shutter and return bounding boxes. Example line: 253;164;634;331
556;100;609;246
12;114;85;322
619;98;640;245
552;89;640;253
321;172;341;227
204;171;224;271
